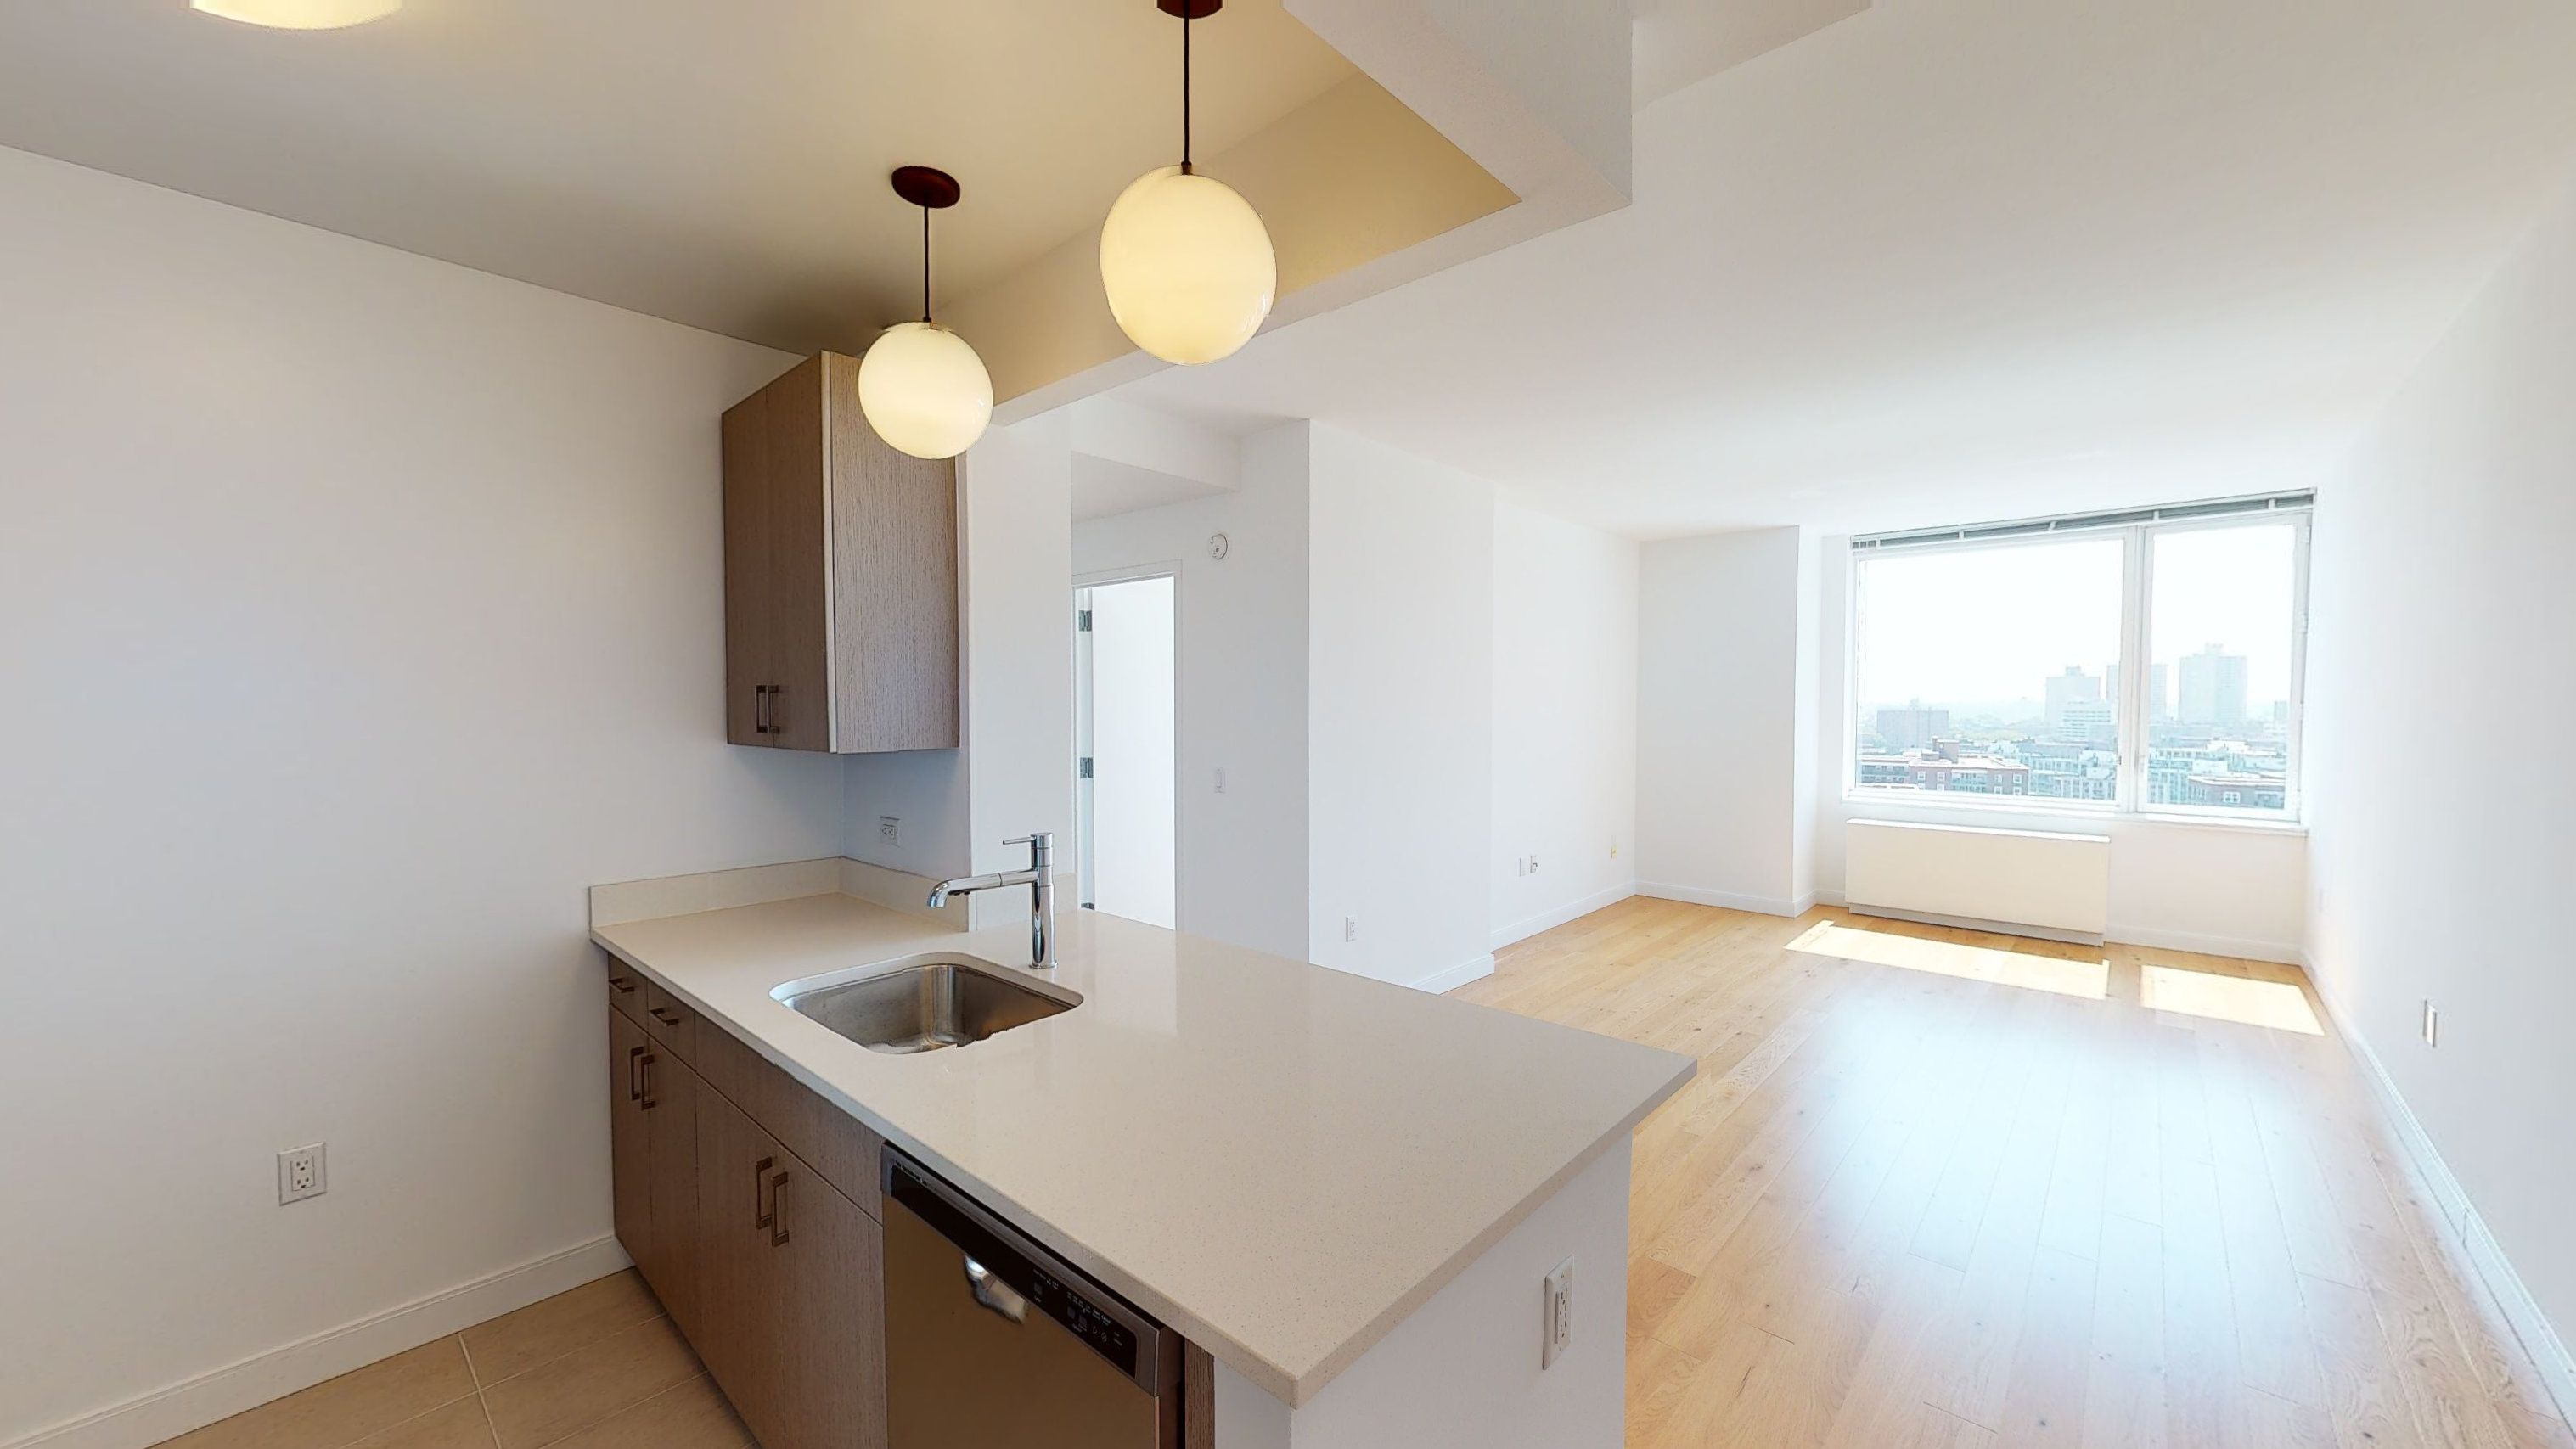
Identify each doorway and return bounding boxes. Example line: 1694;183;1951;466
1074;572;1177;929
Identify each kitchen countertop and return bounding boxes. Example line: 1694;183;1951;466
592;890;1693;1408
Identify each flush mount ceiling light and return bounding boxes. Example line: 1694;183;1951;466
857;166;994;461
190;0;399;29
1099;0;1277;366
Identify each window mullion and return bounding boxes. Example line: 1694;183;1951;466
2119;525;2151;812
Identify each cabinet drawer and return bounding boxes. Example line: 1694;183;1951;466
643;983;699;1061
603;957;649;1025
695;1021;882;1221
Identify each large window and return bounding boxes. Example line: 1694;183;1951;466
1849;494;2309;821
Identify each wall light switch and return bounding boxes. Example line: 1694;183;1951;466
1342;916;1358;943
2422;1000;2440;1047
1213;768;1228;794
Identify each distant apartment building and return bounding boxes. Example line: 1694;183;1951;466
2043;666;2101;731
1855;750;2032;795
1873;703;1951;751
2178;643;2249;725
2058;699;2118;746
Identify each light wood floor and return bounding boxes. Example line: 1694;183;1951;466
1453;898;2572;1449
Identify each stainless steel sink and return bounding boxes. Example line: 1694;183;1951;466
778;956;1081;1055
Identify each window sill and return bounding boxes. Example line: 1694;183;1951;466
1837;792;2308;838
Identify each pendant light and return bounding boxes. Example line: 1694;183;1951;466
1099;0;1277;366
191;0;398;27
858;166;994;461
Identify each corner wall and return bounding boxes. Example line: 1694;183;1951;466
1491;503;1641;947
2304;171;2576;1384
1635;526;1815;914
0;147;845;1446
1305;426;1497;989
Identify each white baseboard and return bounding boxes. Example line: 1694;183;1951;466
2106;922;2303;965
1637;881;1808;918
9;1236;632;1449
2304;963;2576;1426
1490;884;1639;951
1412;952;1497;995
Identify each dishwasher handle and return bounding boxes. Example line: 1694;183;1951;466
964;1257;1030;1323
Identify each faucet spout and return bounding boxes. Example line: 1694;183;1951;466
926;833;1056;969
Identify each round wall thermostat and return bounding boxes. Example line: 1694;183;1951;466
1208;532;1230;560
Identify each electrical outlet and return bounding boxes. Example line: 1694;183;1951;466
879;816;901;845
1610;835;1620;860
278;1143;327;1205
2422;1000;2440;1047
1542;1257;1575;1368
1529;854;1540;873
1342;915;1358;943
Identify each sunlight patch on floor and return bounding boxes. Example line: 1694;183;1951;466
1787;921;2109;999
2140;964;2324;1034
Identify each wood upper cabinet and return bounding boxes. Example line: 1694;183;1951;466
722;352;959;754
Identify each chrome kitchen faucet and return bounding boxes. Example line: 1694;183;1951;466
927;833;1056;969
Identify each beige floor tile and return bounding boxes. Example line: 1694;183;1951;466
479;1316;700;1449
460;1270;662;1384
161;1339;478;1449
544;1374;751;1449
346;1396;498;1449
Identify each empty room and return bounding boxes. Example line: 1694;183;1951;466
3;3;2572;1449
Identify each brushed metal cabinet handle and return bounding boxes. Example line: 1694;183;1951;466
769;1169;792;1248
627;1045;645;1103
608;974;637;996
766;685;784;740
754;1155;776;1231
650;1006;683;1027
638;1053;660;1110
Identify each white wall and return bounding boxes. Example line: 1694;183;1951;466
1635;526;1814;914
1071;424;1312;960
0;147;845;1445
1809;531;2309;961
958;415;1077;880
2305;171;2576;1356
1305;425;1497;989
1490;503;1640;948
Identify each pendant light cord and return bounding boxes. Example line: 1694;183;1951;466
1180;4;1194;175
920;205;932;324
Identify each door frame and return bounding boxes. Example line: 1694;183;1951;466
1072;562;1183;926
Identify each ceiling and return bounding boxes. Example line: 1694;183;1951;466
1117;0;2576;537
0;0;1354;355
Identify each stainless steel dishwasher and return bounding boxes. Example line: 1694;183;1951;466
882;1150;1181;1448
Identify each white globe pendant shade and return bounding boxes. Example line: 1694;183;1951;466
191;0;399;28
1100;166;1276;365
858;322;993;461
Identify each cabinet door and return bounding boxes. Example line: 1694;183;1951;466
642;1053;703;1341
608;1010;654;1272
721;357;833;752
695;1092;886;1449
764;1148;887;1449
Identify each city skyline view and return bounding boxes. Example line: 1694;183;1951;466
1852;522;2302;813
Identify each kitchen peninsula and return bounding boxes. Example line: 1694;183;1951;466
591;857;1694;1449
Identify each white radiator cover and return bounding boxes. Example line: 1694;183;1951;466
1844;818;2112;941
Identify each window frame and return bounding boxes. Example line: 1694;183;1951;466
1842;500;2311;827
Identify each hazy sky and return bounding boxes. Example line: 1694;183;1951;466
1856;523;2299;714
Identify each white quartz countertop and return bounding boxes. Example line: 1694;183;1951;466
591;891;1691;1407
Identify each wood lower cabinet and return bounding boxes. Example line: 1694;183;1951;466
695;1092;887;1449
606;959;886;1449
